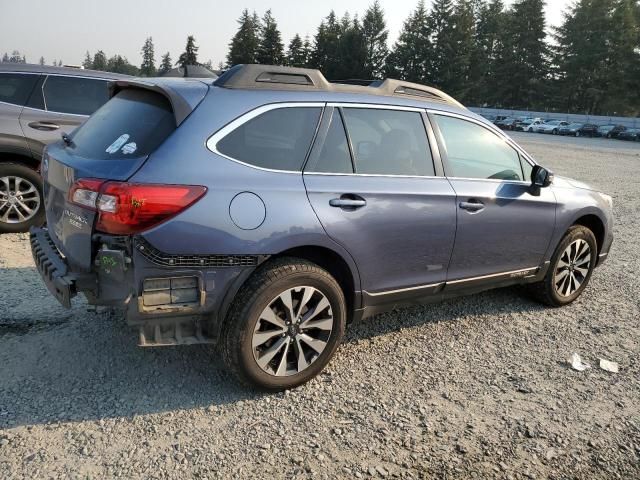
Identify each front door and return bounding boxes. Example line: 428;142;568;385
304;106;457;298
430;112;556;282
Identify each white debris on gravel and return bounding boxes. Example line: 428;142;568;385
1;133;639;479
599;358;619;373
569;353;591;372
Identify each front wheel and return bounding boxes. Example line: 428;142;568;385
527;226;597;307
575;131;580;137
0;162;45;234
221;258;346;390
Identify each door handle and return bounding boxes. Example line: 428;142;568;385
28;121;60;131
459;200;485;212
329;196;366;209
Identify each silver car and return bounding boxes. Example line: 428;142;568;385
0;63;129;233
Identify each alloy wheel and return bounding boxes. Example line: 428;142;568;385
252;286;333;377
0;176;41;224
554;239;592;297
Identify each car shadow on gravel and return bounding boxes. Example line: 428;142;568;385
0;286;543;429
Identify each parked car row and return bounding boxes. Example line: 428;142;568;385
481;114;639;141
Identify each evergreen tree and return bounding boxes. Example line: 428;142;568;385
385;1;431;84
1;53;8;62
257;9;285;65
140;37;157;76
310;11;343;77
287;34;308;67
39;56;45;66
494;0;549;109
107;55;139;75
92;50;108;71
82;51;93;69
336;15;368;78
446;0;476;101
177;35;199;67
469;0;505;105
158;52;173;75
428;0;457;89
9;50;25;63
362;0;389;78
227;9;261;66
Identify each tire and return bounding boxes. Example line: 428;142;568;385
575;131;580;137
0;162;44;234
527;226;597;307
552;129;558;135
221;257;346;390
606;133;612;139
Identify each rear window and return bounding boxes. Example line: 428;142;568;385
0;73;39;106
70;89;175;160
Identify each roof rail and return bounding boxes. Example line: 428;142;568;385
214;64;465;108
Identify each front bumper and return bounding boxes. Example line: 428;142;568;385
30;227;96;308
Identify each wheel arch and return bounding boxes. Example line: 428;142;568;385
0;151;40;171
573;213;605;256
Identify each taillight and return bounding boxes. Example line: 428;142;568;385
69;179;206;235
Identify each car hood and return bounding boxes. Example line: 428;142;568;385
553;175;598;191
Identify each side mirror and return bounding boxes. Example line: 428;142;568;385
531;165;554;188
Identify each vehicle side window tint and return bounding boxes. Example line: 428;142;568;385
217;107;321;171
342;108;434;176
306;109;353;174
434;115;524;181
25;76;45;110
43;76;109;115
0;73;39;106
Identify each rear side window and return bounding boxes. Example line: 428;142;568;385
342;108;435;176
306;109;353;174
0;73;39;106
70;89;176;160
217;107;322;171
434;114;524;181
43;75;109;115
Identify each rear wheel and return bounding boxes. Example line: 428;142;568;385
575;131;580;137
0;163;44;234
221;258;346;390
528;226;597;307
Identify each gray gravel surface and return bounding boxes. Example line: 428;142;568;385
1;134;639;479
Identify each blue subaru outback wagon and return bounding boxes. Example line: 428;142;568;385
31;65;614;390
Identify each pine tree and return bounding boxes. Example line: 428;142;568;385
469;0;505;105
158;52;173;75
92;50;108;71
362;0;389;78
177;35;199;67
446;0;476;100
287;34;308;67
257;9;285;65
9;50;24;63
336;15;368;79
494;0;549;109
140;37;157;76
227;9;261;66
385;1;431;84
107;55;139;75
1;53;8;62
428;0;457;89
39;56;46;66
82;51;93;69
310;11;343;77
553;0;613;114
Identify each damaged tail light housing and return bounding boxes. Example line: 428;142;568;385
69;179;207;235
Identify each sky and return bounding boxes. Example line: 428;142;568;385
1;0;573;67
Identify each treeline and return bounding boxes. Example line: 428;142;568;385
225;0;640;116
4;0;639;115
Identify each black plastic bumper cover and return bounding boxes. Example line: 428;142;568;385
30;227;77;308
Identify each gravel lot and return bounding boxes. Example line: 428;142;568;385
1;133;639;479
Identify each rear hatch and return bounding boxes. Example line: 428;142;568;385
44;79;209;271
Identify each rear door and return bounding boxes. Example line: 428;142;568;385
20;74;110;159
304;105;457;300
430;112;556;283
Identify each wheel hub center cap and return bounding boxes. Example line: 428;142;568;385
7;195;16;205
288;325;298;336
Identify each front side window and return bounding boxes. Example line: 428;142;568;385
342;108;435;176
217;107;322;171
0;73;39;106
43;76;110;115
434;114;525;181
